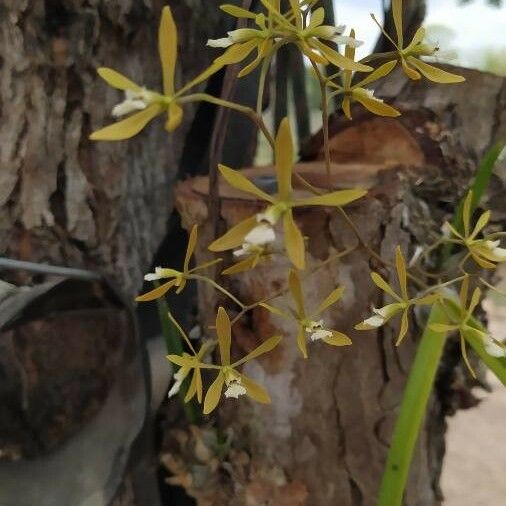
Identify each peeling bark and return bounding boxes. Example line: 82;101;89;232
0;0;222;297
173;67;506;506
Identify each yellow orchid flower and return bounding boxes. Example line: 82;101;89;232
263;270;351;358
207;5;275;78
91;7;220;141
208;1;372;76
355;247;439;345
372;0;465;83
209;118;367;270
136;225;221;301
326;30;400;119
222;243;273;275
203;307;282;414
283;2;373;72
165;313;213;403
443;191;506;269
431;277;505;377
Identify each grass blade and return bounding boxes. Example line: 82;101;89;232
378;305;448;506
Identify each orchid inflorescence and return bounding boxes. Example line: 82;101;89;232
90;1;505;414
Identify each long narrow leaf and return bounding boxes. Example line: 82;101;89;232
378;305;448;506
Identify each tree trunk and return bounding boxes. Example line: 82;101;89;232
0;1;227;504
171;66;505;506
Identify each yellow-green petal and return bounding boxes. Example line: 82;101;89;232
355;60;398;88
220;4;257;19
324;331;352;346
288;269;305;316
371;272;401;301
294;188;367;208
222;255;258;275
159;6;177;96
203;372;225;414
297;326;308;359
183;225;198;273
315;286;345;315
184;371;198;403
352;90;400;118
218;164;274;202
275;118;294;201
240;374;271;403
135;279;178;302
395;309;409;346
470;210;491;239
342;95;352;119
90;103;163;141
283;211;306;270
166;101;183;132
401;58;421;80
311;39;373;72
395;246;408;299
392;0;403;47
216;306;232;365
406;56;465;84
233;335;282;367
97;67;141;91
215;39;259;66
208;216;258;251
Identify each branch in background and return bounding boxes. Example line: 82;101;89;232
274;46;290;132
322;0;338;110
290;45;311;142
373;0;426;54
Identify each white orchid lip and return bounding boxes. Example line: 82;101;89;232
244;223;276;246
144;266;182;282
224;372;247;399
362;314;386;328
484;336;506;358
112;88;152;118
168;367;187;398
304;319;333;341
484;240;506;260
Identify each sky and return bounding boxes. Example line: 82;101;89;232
332;0;506;69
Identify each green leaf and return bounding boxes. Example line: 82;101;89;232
378;304;448;506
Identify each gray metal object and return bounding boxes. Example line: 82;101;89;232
0;265;155;506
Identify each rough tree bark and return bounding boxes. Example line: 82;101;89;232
171;66;505;506
0;1;228;504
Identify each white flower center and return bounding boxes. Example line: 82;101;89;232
168;367;187;398
112;88;152;118
244;222;276;246
224;376;247;399
305;320;333;341
484;336;506;358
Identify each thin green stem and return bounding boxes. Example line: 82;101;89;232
310;60;332;183
189;273;246;308
230;246;357;325
180;93;275;147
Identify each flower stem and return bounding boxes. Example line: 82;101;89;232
189;273;246;308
